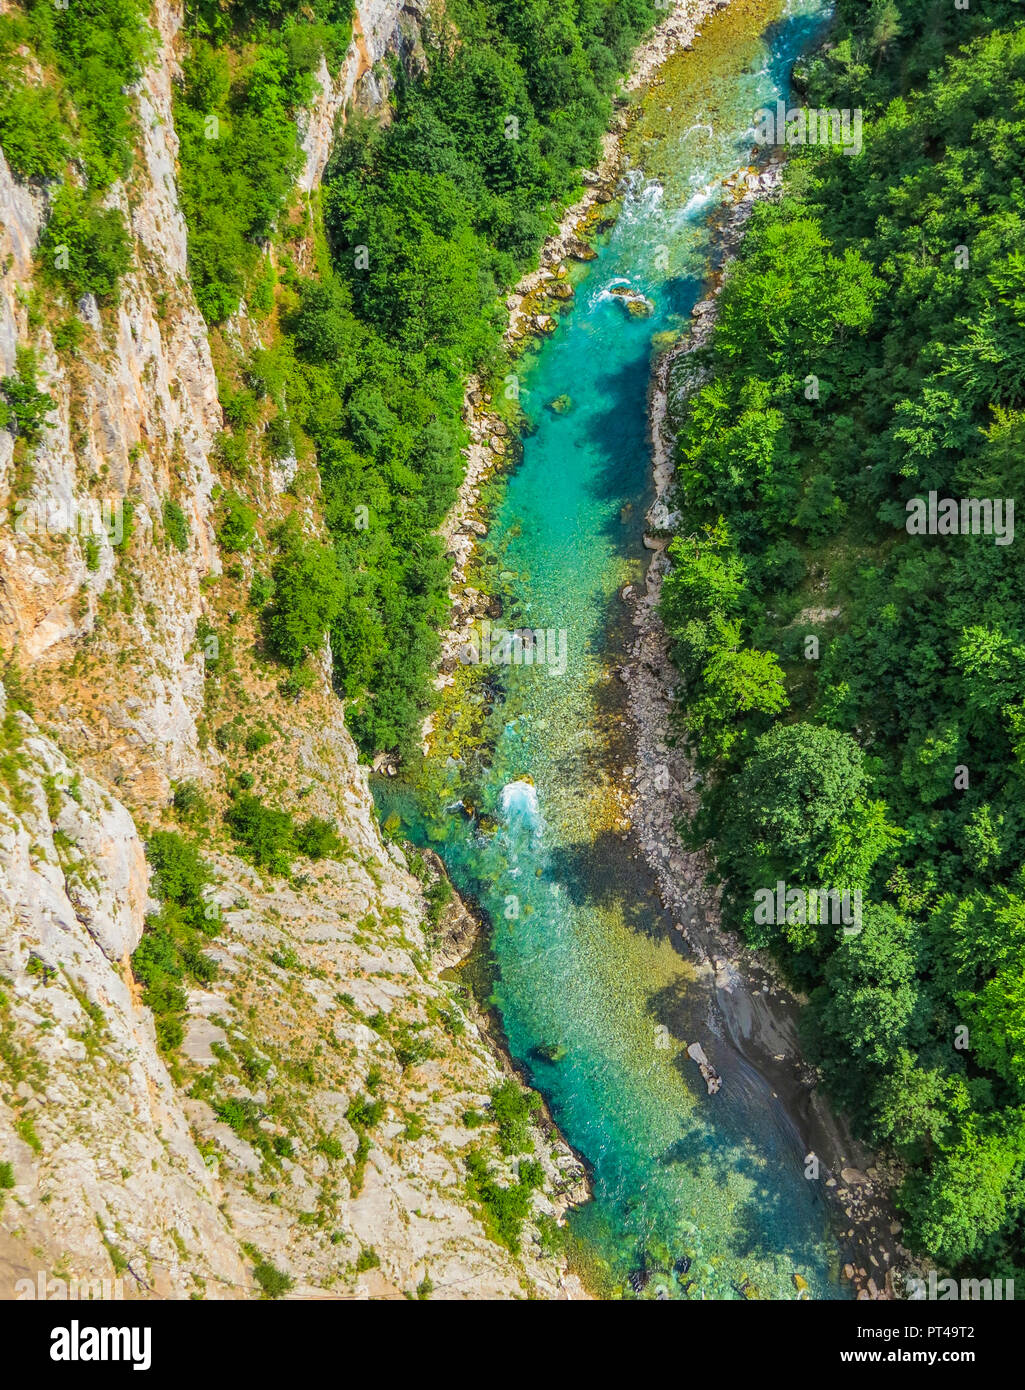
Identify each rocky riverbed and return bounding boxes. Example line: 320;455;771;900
422;0;736;754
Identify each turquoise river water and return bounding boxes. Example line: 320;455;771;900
376;0;845;1299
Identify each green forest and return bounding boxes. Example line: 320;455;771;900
173;0;666;756
661;0;1025;1279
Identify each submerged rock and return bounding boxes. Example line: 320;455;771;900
609;284;655;317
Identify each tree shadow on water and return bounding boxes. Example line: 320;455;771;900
542;828;674;942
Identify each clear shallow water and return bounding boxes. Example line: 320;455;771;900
377;0;845;1299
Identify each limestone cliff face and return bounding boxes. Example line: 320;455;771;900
0;684;249;1297
299;0;431;191
0;0;218;807
0;678;585;1298
0;0;586;1300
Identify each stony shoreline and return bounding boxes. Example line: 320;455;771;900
420;849;593;1299
415;0;913;1300
623;153;914;1301
419;0;734;756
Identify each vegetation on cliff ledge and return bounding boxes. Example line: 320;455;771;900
172;0;668;758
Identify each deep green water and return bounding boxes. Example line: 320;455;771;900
377;0;846;1299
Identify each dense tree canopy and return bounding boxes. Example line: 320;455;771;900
663;4;1025;1281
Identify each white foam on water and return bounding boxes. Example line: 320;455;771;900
681;186;717;219
593;276;633;309
499;779;540;824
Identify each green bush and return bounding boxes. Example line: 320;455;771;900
216;491;257;552
252;1259;293;1300
147;831;210;913
249;571;274;609
277;663;316;701
155;1016;184;1051
424;876;452;930
292;815;342;859
172;781;210;827
243;726;272;755
38;187;132;302
535;1211;565;1257
489;1078;540;1156
224;795;346;875
263;528;345;667
0;348;55;445
346;1094;384;1130
464;1149;535;1254
114;497;136;553
131;831;217;1054
20;0;154;189
174;36;306;322
225;792;296;875
518;1157;544;1190
162;499;190;553
53;317;86;355
392;1022;434;1071
216;431;251;478
0;71;68;179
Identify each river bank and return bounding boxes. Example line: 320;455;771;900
421;0;734;752
418;848;594;1298
381;0;881;1300
625;116;913;1301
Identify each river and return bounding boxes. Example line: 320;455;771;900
375;0;845;1300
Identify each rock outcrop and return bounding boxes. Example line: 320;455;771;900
0;0;586;1301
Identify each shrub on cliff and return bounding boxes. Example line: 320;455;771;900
262;526;345;668
0;348;55;446
489;1078;541;1156
132;832;219;1055
0;71;67;180
224;790;345;875
216;491;257;553
38;187;132;303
